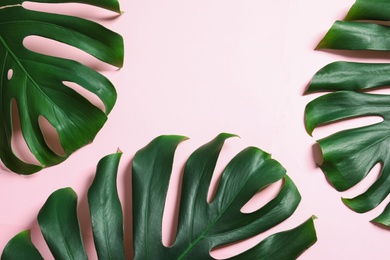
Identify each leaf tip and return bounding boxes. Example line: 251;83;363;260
219;132;240;139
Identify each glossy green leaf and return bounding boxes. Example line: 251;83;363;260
305;0;390;221
372;202;390;228
317;21;390;51
132;133;317;259
346;0;390;21
0;0;123;174
88;152;125;260
1;135;317;259
231;216;317;260
38;188;88;260
1;230;43;260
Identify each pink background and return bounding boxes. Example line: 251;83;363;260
2;0;390;259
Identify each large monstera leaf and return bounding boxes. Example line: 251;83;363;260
0;0;124;174
1;134;317;259
305;0;390;226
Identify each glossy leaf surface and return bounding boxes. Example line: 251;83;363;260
1;134;317;259
372;203;390;228
1;231;43;260
88;152;125;260
132;133;317;259
0;0;123;174
38;188;88;259
305;0;390;222
346;0;390;21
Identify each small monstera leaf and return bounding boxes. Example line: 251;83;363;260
305;0;390;226
0;0;124;174
1;134;317;259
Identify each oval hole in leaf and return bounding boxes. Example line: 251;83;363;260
38;116;66;157
11;99;41;166
7;69;13;80
312;115;383;140
22;2;119;22
241;179;283;214
23;36;116;72
63;81;105;112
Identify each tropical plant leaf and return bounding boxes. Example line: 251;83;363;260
132;133;317;259
88;151;125;259
1;231;43;260
0;0;124;174
305;0;390;224
372;202;390;228
1;134;317;259
38;187;88;259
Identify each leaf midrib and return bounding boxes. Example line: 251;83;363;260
0;19;107;114
0;30;86;144
0;34;70;153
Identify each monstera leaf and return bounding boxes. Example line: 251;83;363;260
1;134;317;259
305;0;390;226
0;0;124;174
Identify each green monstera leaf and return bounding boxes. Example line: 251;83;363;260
0;0;124;174
305;0;390;226
1;134;317;259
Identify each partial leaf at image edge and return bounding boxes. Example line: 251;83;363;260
305;0;390;220
0;134;317;259
0;0;124;174
1;231;43;260
372;202;390;228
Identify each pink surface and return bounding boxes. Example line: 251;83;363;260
2;0;390;259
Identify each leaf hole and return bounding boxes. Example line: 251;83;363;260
10;99;41;166
23;36;116;72
7;69;13;80
311;116;383;140
62;81;105;112
38;116;66;157
240;179;283;214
